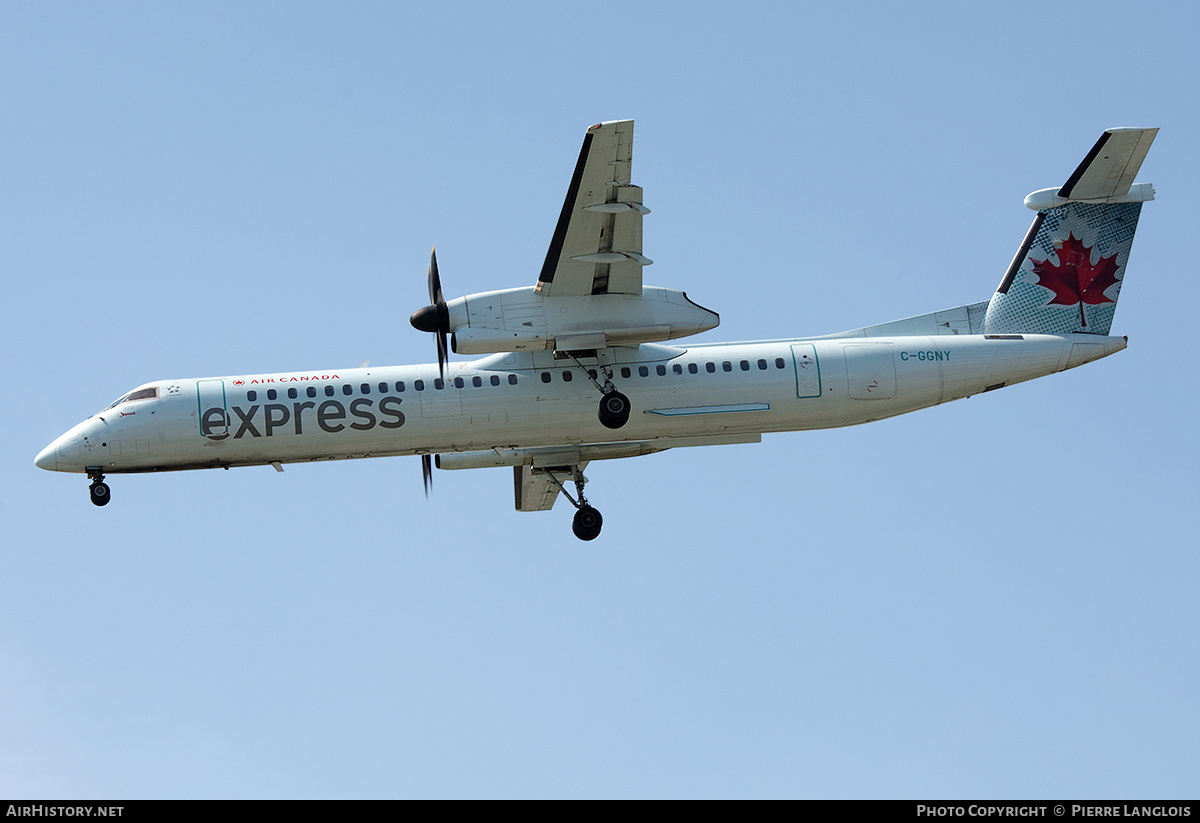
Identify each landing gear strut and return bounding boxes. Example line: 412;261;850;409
87;469;111;507
545;465;603;541
562;352;631;430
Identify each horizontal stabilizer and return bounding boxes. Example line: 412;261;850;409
1059;127;1158;201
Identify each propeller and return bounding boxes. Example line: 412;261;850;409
409;247;450;379
411;248;449;499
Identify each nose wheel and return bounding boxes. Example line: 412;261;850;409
87;470;111;507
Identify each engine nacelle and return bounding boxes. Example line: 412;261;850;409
445;286;719;354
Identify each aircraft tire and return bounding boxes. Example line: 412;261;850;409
89;482;111;507
598;392;631;429
572;505;603;541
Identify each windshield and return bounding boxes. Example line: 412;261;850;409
103;386;159;410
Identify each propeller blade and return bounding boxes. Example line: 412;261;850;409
411;246;450;379
428;247;443;306
437;333;448;379
422;454;433;497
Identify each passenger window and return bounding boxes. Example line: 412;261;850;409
740;360;750;371
706;362;716;373
267;389;277;400
342;385;353;396
673;364;683;375
541;372;551;383
453;377;464;388
307;387;317;398
473;376;482;387
395;381;406;392
360;383;370;394
491;375;500;386
621;367;631;378
638;366;649;377
656;365;666;376
508;374;518;385
247;390;258;401
325;386;335;397
562;371;573;382
775;357;786;369
758;359;768;370
722;361;732;372
434;378;445;390
688;363;698;374
378;382;389;393
288;388;298;399
414;380;425;391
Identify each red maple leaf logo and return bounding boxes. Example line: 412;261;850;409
1030;233;1120;328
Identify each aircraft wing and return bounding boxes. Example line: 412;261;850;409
536;119;650;297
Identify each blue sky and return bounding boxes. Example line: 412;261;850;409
3;1;1197;798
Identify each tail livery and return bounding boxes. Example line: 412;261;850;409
984;128;1158;336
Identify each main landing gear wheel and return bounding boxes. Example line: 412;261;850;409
89;481;111;507
598;391;631;429
545;465;605;541
572;505;603;541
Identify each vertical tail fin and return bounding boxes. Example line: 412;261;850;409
984;128;1157;336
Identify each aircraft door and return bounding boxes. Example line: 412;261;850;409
843;344;896;399
790;343;821;398
196;379;229;439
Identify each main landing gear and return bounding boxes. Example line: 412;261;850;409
597;390;631;430
573;505;603;542
87;469;111;507
545;465;603;541
562;352;631;430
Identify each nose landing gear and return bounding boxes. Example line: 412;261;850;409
87;469;111;507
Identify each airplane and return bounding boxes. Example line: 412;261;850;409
35;121;1158;541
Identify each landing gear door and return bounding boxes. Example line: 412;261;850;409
791;344;821;398
196;380;230;440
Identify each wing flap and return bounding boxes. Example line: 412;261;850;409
514;465;561;511
513;462;590;512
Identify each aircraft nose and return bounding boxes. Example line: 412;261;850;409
35;427;85;472
34;441;58;471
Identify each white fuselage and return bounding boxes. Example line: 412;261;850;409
36;332;1125;475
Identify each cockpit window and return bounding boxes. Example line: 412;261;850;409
104;387;158;409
